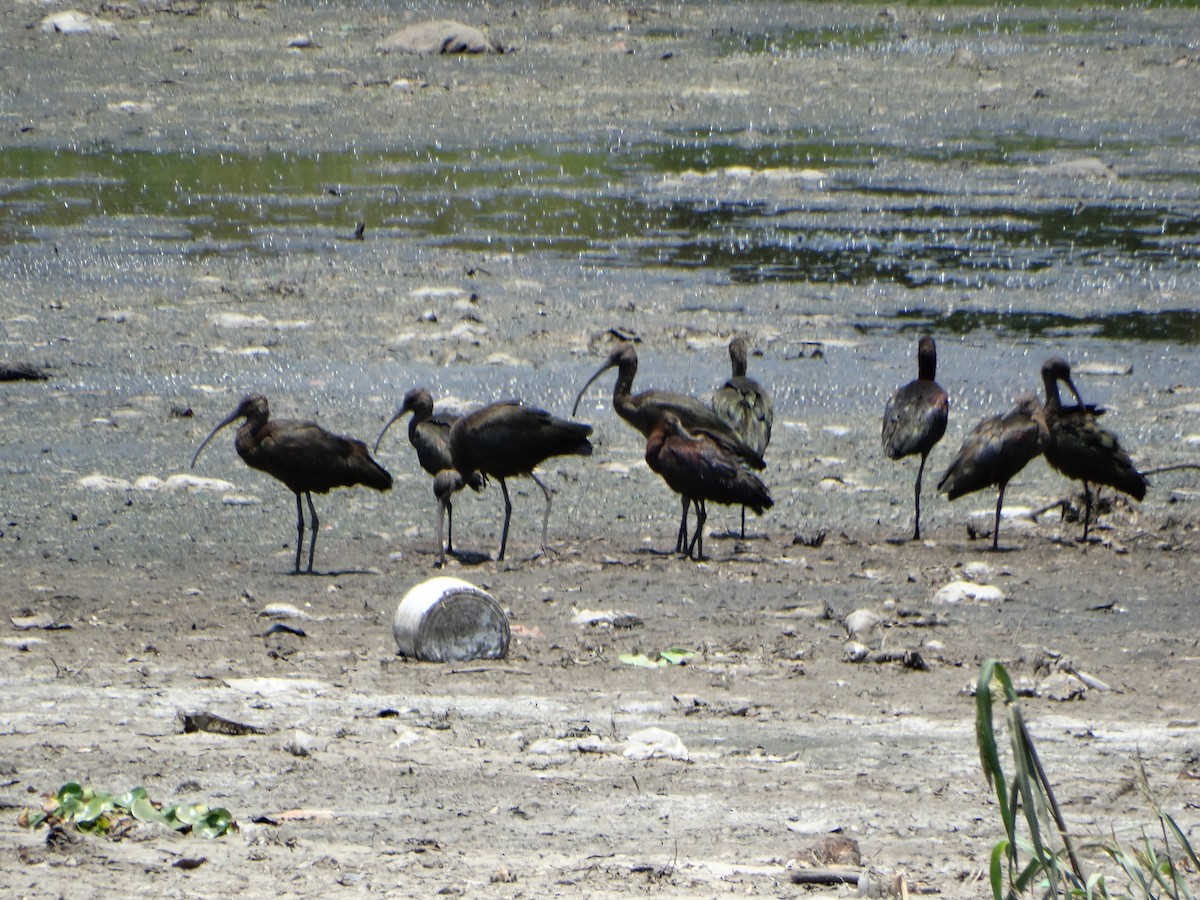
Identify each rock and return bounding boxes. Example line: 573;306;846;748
1038;672;1087;701
842;641;870;663
77;474;133;491
378;20;497;55
1025;157;1117;181
844;608;884;642
281;730;322;757
41;11;118;37
932;580;1005;605
802;834;861;867
622;727;689;761
571;608;643;629
259;602;309;620
209;312;269;329
962;561;993;581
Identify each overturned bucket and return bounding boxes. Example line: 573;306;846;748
392;576;510;663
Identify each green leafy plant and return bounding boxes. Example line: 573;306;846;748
976;659;1199;899
20;783;235;838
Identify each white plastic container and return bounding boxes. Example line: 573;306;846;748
392;576;510;662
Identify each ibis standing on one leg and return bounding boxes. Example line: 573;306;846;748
449;401;592;561
1040;357;1147;541
882;336;949;541
572;341;764;551
375;387;484;559
645;413;773;560
712;336;774;538
191;394;393;574
937;393;1048;551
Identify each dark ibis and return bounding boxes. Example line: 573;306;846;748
375;387;484;558
711;336;774;538
1040;357;1147;540
937;392;1049;550
432;469;478;566
645;413;773;560
449;401;592;560
882;336;949;541
572;341;764;551
191;394;393;574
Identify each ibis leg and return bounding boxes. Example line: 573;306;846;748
436;495;448;567
530;472;553;553
913;452;928;541
497;478;512;561
675;495;690;553
1081;481;1093;541
688;500;708;560
445;498;454;553
992;484;1005;551
305;492;319;574
293;492;305;575
740;505;747;540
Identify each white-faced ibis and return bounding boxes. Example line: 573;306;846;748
937;392;1049;550
1040;357;1147;540
449;401;592;561
712;336;775;538
191;394;393;574
375;387;485;559
882;335;949;541
645;413;773;560
572;341;764;551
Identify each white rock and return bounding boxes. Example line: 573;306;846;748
42;11;117;37
932;580;1006;605
571;608;642;629
260;603;309;620
77;474;133;491
842;641;871;663
962;561;993;581
161;474;236;493
280;730;322;757
844;608;883;641
623;727;689;762
1039;672;1087;701
209;312;269;329
391;726;421;748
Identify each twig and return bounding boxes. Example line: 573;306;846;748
1029;498;1069;522
789;867;863;885
447;666;529;676
1143;463;1200;476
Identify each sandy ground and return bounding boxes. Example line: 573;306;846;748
2;2;1200;897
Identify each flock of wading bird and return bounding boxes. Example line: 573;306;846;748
189;336;1152;574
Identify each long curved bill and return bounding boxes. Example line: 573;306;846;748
571;358;618;417
190;408;243;469
374;408;406;455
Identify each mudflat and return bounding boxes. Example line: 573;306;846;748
2;3;1199;897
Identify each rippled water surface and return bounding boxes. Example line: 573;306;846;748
4;134;1199;338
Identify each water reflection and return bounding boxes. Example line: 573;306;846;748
877;308;1200;344
1;142;1198;339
